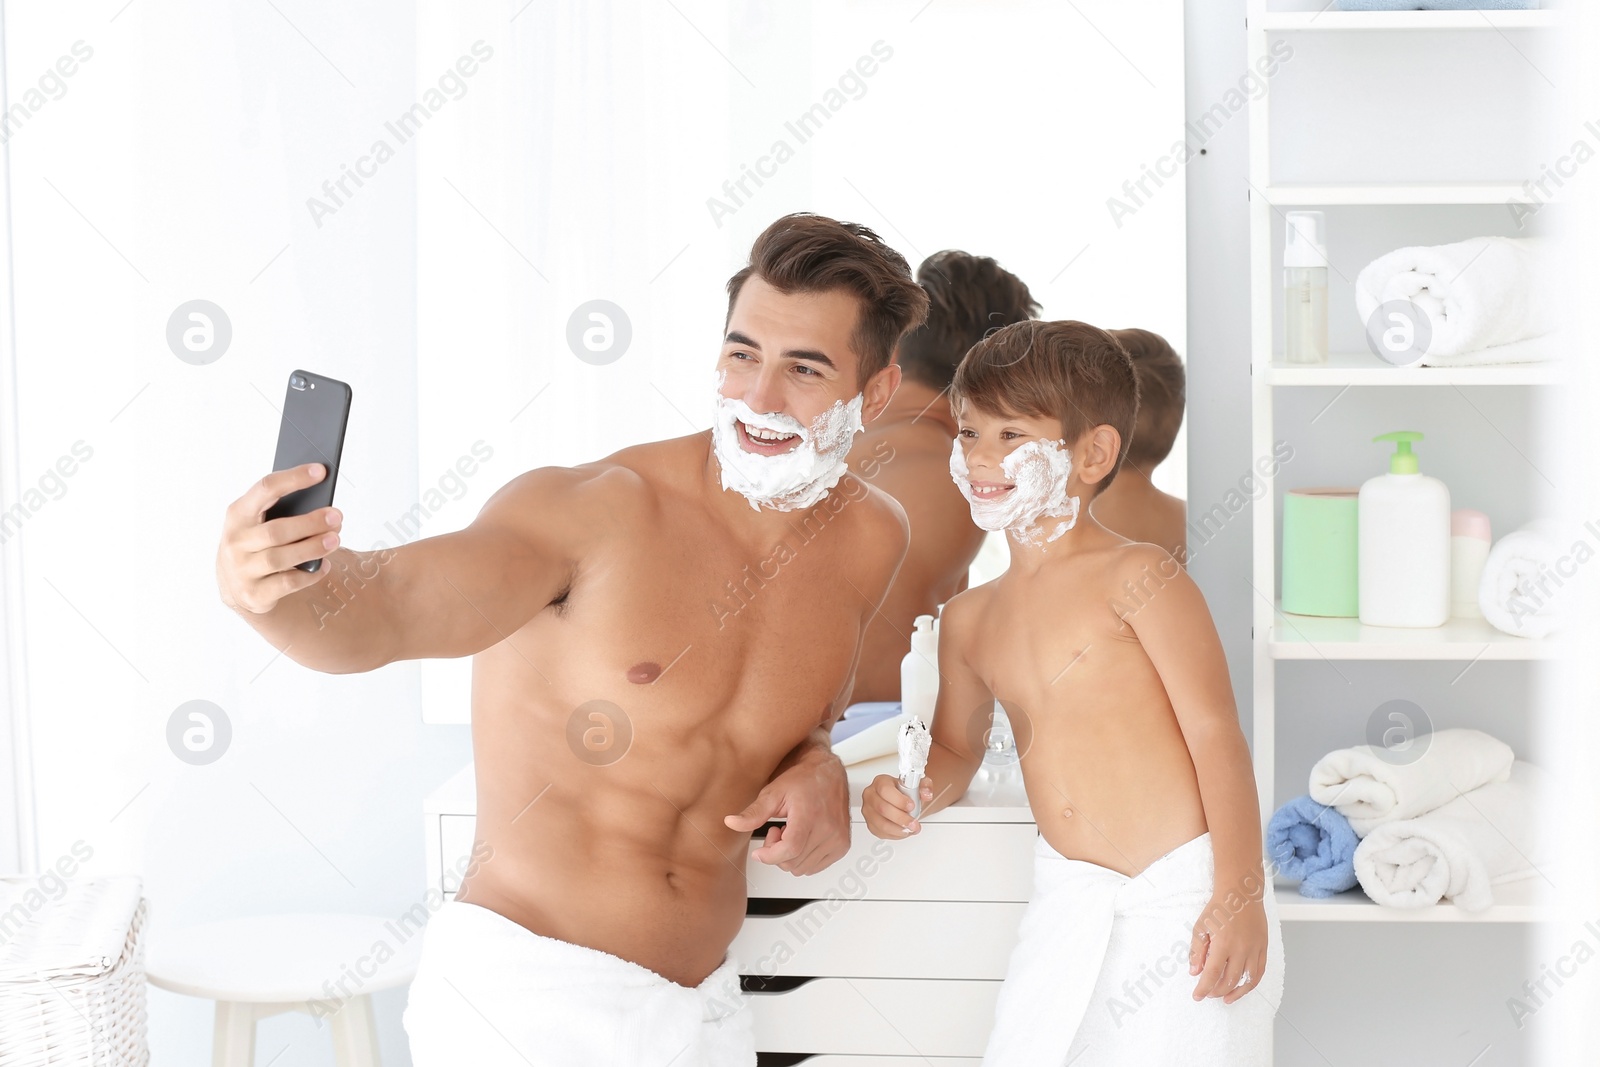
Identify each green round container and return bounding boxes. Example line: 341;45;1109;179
1282;487;1359;618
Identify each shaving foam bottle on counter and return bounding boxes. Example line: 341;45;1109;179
899;614;939;724
1358;431;1450;628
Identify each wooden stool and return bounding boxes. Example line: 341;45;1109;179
147;913;421;1066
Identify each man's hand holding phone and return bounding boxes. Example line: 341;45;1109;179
217;464;342;616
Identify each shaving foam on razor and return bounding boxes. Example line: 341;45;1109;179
897;716;932;822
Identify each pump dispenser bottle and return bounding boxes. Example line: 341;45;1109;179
1358;431;1451;627
1284;210;1329;364
899;614;939;725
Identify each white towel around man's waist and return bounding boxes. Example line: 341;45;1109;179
1353;760;1548;912
403;899;754;1067
1354;236;1556;363
1479;520;1574;639
982;831;1282;1066
1309;727;1514;837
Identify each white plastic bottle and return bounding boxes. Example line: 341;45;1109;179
1450;509;1491;619
899;614;939;726
1358;431;1451;628
1284;210;1328;365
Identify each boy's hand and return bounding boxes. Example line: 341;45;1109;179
1189;895;1269;1004
862;774;931;839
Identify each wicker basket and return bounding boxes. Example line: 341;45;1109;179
0;875;150;1066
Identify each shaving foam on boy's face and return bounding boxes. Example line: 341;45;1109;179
711;369;865;511
950;432;1080;546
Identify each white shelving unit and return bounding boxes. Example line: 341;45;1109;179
1244;0;1561;941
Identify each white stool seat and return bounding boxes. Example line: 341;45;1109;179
148;913;422;1067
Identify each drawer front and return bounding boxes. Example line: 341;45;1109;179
748;977;999;1058
775;1059;980;1066
746;823;1036;901
733;900;1022;980
438;815;477;894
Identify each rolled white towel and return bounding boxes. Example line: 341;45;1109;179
1309;727;1513;837
1353;760;1547;912
1354;236;1556;362
1478;520;1573;639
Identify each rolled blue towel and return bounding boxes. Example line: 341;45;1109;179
1336;1;1537;10
1267;795;1360;898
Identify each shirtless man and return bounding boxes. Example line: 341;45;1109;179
843;250;1038;704
215;213;928;1065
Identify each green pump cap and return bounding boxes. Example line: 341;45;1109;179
1373;430;1423;474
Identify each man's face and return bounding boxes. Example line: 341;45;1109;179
717;277;870;456
953;400;1072;501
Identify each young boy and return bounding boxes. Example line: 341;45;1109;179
863;320;1282;1065
1089;327;1188;565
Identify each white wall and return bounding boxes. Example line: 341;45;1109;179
1186;4;1564;1065
3;3;470;1063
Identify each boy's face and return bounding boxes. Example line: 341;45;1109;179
953;401;1080;499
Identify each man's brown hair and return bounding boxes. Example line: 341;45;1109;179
951;319;1139;496
726;213;929;386
1110;328;1185;469
896;250;1040;391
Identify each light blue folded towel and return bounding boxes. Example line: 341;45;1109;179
830;701;902;744
1336;1;1537;10
1267;795;1361;898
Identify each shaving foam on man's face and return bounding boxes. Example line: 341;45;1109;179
711;369;865;511
950;421;1080;546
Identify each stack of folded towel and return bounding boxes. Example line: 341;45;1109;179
1354;236;1557;366
1270;728;1548;911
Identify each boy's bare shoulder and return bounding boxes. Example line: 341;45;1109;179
937;582;994;642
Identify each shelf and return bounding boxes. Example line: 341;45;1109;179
1261;182;1528;206
1275;879;1550;922
1264;351;1561;386
1268;605;1558;661
1255;11;1559;32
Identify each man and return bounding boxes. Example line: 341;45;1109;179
214;213;928;1064
843;250;1039;704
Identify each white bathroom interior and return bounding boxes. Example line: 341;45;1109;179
0;1;1591;1064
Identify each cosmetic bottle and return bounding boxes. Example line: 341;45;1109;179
1284;210;1328;365
1358;431;1451;628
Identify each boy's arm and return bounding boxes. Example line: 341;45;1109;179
1118;544;1262;892
1118;544;1269;1003
862;589;991;837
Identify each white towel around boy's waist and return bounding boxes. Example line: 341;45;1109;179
982;831;1280;1066
403;898;754;1067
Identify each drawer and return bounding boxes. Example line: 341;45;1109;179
745;823;1036;901
766;1059;980;1066
747;977;999;1058
733;900;1022;980
438;815;477;894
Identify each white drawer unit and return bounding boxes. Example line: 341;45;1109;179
423;757;1037;1059
745;977;1001;1059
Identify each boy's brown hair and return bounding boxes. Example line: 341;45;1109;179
896;250;1040;391
726;213;930;386
1110;328;1185;469
951;319;1139;496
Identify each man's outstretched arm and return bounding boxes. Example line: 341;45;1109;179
216;462;585;674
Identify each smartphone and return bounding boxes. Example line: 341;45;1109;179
263;369;353;573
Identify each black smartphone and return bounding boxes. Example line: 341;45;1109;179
263;369;352;573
